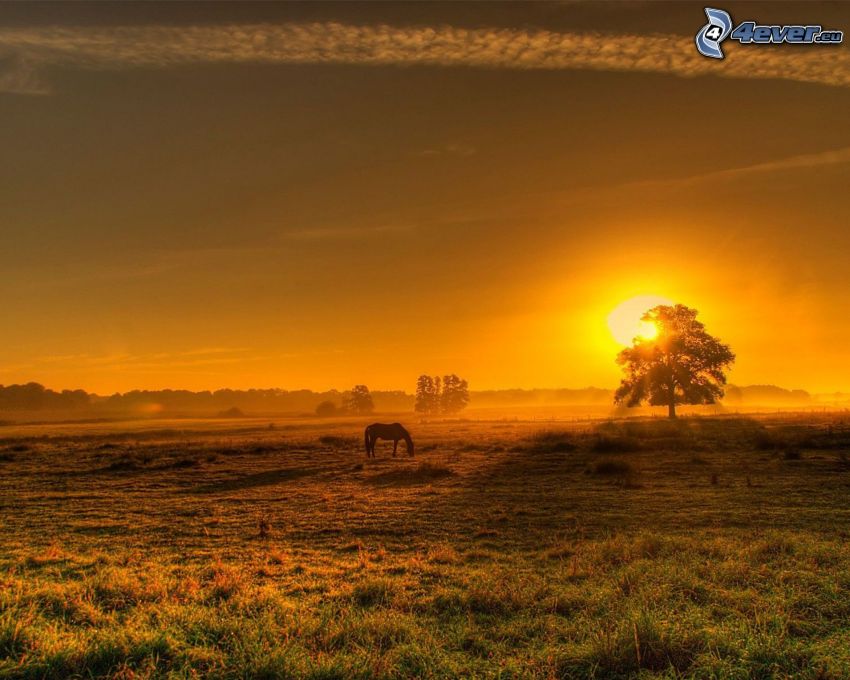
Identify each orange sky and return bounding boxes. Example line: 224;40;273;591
1;2;849;395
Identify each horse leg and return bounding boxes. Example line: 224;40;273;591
393;439;398;456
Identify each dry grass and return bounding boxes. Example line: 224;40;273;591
1;413;850;677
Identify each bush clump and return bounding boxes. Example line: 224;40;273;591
527;430;577;453
593;459;634;476
319;435;358;448
592;435;642;453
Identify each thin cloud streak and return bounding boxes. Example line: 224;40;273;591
697;146;850;181
622;145;850;193
281;224;412;240
526;144;850;215
2;348;263;374
1;22;849;94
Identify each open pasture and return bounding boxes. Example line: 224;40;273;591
1;413;850;678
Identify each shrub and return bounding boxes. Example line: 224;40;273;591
104;458;140;472
592;435;641;453
528;430;577;452
315;401;339;417
754;430;779;450
164;457;200;469
593;459;634;476
319;435;358;448
216;407;245;418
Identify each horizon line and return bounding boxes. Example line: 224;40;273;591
0;380;843;398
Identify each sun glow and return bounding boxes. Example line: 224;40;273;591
607;295;673;346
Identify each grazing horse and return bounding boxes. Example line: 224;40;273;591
364;423;414;458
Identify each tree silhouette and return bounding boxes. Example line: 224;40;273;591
414;375;439;414
315;400;339;417
413;374;470;415
344;385;374;415
614;304;734;418
440;374;470;415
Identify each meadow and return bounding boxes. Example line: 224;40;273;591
1;412;850;679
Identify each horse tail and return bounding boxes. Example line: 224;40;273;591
364;426;371;454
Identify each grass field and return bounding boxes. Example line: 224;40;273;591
2;413;850;678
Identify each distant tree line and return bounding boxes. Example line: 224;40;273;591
0;383;90;411
315;384;375;417
0;383;410;415
0;380;815;417
414;374;470;415
316;376;471;418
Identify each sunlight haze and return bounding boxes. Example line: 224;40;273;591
1;2;848;395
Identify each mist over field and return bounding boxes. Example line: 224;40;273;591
0;382;839;423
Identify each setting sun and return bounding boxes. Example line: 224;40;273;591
607;295;673;346
637;318;659;341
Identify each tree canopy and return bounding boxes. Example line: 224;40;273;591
414;374;470;415
343;385;374;415
614;304;735;418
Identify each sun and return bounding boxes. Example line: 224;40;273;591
607;295;673;346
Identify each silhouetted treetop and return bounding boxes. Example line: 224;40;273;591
413;374;469;415
344;384;374;415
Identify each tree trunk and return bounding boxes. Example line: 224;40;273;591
667;379;677;419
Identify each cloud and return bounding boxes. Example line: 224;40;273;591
538;147;850;214
617;145;850;193
0;56;49;94
1;22;849;94
281;224;412;240
18;348;262;373
693;146;850;181
418;143;477;158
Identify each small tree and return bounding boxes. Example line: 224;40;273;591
344;385;374;415
615;304;734;418
315;400;338;417
440;374;470;415
414;375;439;414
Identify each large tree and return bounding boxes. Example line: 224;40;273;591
614;304;734;418
413;374;470;415
344;384;374;415
414;375;440;415
440;374;470;415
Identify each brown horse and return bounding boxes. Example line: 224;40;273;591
364;423;414;458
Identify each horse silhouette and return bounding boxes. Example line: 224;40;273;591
364;423;414;458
